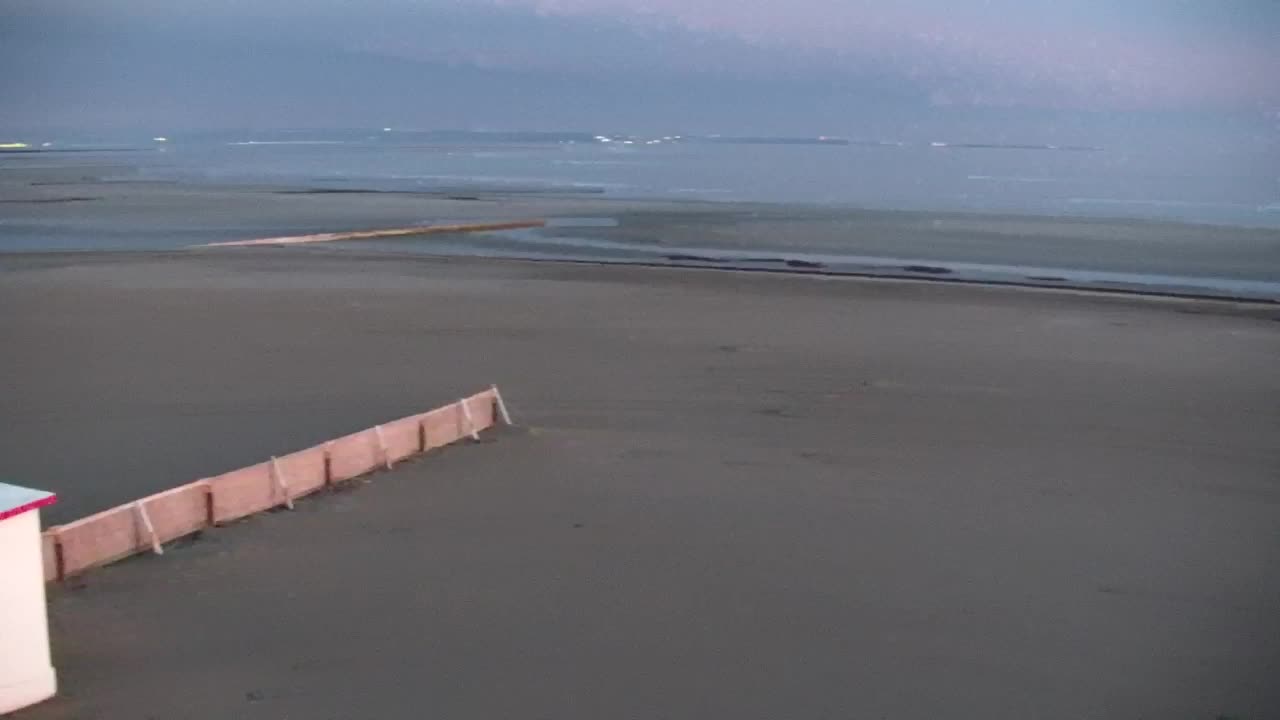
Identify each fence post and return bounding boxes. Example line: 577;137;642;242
491;385;514;426
133;502;163;555
459;398;481;441
374;425;392;469
201;480;215;526
48;529;65;582
270;457;294;510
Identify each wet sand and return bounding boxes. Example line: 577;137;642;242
3;253;1280;719
3;168;1279;299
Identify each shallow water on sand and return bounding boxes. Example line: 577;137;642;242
2;134;1279;299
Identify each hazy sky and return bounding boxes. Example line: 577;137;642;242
3;0;1278;133
514;0;1280;108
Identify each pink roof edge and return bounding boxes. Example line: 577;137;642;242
0;483;57;523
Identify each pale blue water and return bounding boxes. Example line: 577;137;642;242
13;128;1279;228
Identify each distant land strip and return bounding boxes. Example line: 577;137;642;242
199;220;545;247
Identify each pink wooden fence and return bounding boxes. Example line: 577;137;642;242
42;387;510;582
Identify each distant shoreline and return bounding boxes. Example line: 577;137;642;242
2;168;1278;302
5;248;1278;307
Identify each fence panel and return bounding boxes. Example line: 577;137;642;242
275;445;328;499
140;481;211;543
209;462;275;524
328;429;381;482
42;531;59;582
380;416;422;465
56;505;141;576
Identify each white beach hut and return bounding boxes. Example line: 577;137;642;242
0;482;57;713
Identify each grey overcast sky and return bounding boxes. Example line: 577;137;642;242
2;0;1278;133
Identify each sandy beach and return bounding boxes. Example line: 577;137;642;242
3;251;1278;718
